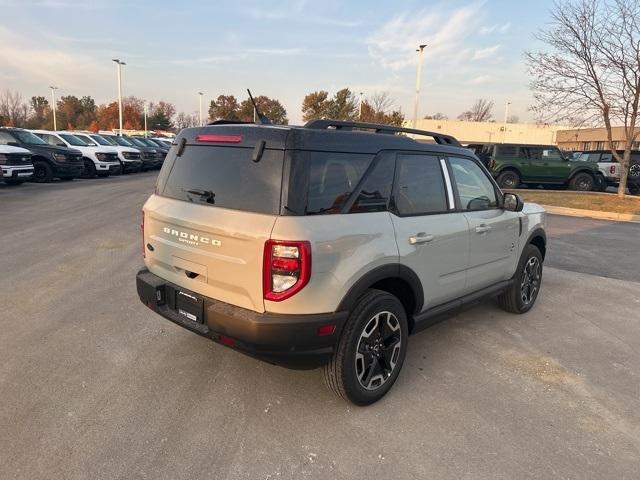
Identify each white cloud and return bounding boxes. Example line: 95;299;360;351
0;26;111;91
366;2;486;71
479;22;511;35
468;74;493;85
472;44;500;60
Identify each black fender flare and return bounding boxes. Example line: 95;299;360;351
495;166;523;179
337;264;424;314
525;228;547;259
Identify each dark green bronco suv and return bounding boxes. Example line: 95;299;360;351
468;143;603;191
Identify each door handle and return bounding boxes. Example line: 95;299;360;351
475;224;492;234
409;233;435;245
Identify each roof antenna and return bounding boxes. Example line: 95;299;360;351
247;89;271;125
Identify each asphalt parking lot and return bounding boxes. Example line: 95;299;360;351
1;174;639;480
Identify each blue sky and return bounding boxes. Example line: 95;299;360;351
0;0;556;124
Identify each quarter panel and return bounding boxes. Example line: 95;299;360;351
266;212;399;314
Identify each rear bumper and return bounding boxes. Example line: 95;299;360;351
136;269;348;369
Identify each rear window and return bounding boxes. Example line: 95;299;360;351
160;145;284;215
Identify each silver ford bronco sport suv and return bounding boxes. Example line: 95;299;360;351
136;119;546;405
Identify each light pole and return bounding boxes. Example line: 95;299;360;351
412;44;427;129
359;92;363;120
49;86;58;131
112;59;125;135
143;102;148;137
198;92;203;126
503;101;511;143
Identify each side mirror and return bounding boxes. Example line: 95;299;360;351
503;192;524;212
57;143;66;148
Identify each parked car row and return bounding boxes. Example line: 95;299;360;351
0;127;172;185
467;143;640;195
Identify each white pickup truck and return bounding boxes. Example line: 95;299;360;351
0;144;34;185
31;130;121;178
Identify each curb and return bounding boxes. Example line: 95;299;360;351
540;204;640;223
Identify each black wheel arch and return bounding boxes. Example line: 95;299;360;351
337;264;423;323
569;168;596;180
31;154;54;167
525;228;547;260
495;166;522;179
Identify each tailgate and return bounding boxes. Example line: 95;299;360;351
144;195;276;313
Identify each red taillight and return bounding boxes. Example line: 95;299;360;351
610;165;616;174
195;134;242;144
263;240;311;301
141;210;145;258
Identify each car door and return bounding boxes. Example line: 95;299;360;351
390;153;469;310
447;156;519;292
526;146;570;183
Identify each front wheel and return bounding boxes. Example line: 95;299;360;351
497;244;543;314
32;161;53;183
569;172;594;191
323;289;408;405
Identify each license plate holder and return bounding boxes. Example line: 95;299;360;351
175;289;204;324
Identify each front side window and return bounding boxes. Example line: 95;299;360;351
38;133;60;146
449;156;498;211
541;148;563;161
393;154;447;216
525;147;542;160
0;131;16;145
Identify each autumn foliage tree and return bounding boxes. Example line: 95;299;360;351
207;94;288;124
301;88;358;122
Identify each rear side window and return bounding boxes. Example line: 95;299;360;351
349;156;394;213
496;145;517;156
393;154;447;215
306;152;372;214
160;146;284;215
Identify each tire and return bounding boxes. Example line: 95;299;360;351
497;170;520;189
323;289;408;405
595;175;607;192
4;179;24;186
628;184;639;196
569;172;594;191
31;160;53;183
80;159;96;179
497;244;543;314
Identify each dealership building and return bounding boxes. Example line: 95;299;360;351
555;127;640;151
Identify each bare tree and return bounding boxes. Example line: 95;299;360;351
457;99;494;122
0;90;29;127
424;112;448;120
526;0;640;197
175;112;199;131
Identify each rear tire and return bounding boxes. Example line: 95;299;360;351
32;161;53;183
497;170;520;189
323;289;408;405
497;244;543;314
569;172;594;191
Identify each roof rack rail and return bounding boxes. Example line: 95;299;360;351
303;119;461;146
206;120;254;126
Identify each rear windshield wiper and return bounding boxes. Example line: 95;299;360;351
183;188;215;204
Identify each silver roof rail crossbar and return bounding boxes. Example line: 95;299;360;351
303;119;461;147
